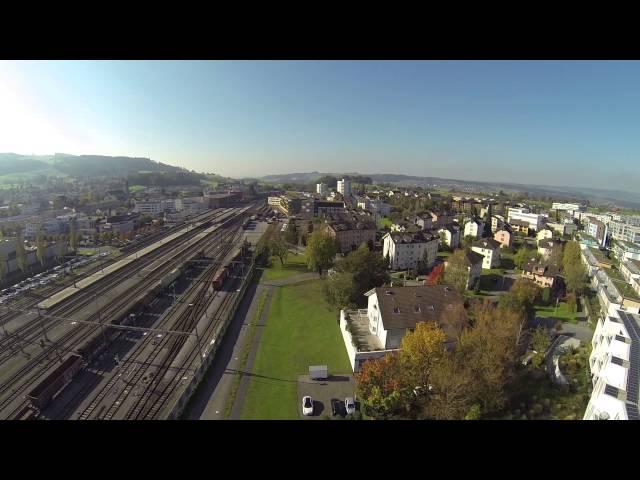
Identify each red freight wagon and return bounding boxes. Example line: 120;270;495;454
26;354;83;410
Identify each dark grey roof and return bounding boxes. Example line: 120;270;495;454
472;238;501;250
464;251;485;266
389;231;439;244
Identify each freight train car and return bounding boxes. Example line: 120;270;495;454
26;354;83;410
211;265;229;290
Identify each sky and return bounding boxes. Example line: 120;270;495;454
1;60;639;191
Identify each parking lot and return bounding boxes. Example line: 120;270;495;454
297;374;357;419
0;252;111;304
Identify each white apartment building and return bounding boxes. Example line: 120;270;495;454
267;196;282;207
609;220;640;245
507;207;545;232
382;231;439;271
463;219;484;239
490;214;505;233
339;285;465;372
316;183;327;196
584;309;640;420
536;228;554;243
437;225;461;249
471;238;501;269
337;178;351;196
552;202;585;213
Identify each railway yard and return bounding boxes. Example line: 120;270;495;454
0;203;272;420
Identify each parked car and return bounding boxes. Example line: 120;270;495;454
302;396;314;416
331;399;342;416
345;397;356;415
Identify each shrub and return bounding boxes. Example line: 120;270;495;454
543;398;551;410
532;404;544;416
520;414;528;420
513;409;521;417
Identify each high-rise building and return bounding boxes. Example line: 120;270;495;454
337;178;351;196
316;183;327;196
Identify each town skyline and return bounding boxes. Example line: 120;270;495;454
2;61;640;191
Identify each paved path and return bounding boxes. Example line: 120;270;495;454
182;279;268;420
260;272;320;287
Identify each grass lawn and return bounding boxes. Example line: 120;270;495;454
378;216;393;229
260;250;309;282
535;302;579;323
128;184;146;193
437;251;451;259
241;280;352;419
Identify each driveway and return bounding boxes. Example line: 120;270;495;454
297;374;357;419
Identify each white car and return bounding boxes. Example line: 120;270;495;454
302;396;314;416
345;397;356;415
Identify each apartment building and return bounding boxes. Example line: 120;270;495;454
337;178;351;196
464;218;484;239
326;218;376;253
522;261;560;289
471;238;501;269
339;285;466;372
382;230;439;271
507;207;545;232
586;216;609;247
609;220;640;246
316;183;327;196
584;310;640;420
438;225;461;249
493;228;513;249
490;214;505;233
552;202;585;214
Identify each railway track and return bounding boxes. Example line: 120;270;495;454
0;208;250;419
76;229;242;420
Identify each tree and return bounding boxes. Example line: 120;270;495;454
284;221;298;245
513;247;539;270
541;286;552;305
36;230;46;266
424;263;445;286
326;243;390;307
462;235;475;249
0;250;6;284
323;271;355;309
306;230;337;276
269;235;289;266
15;234;27;273
69;220;79;252
564;263;587;295
443;249;471;293
355;353;407;418
531;327;551;369
498;278;540;315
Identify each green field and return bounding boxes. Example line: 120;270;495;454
241;280;352;419
128;184;146;193
260;251;309;282
535;302;579;323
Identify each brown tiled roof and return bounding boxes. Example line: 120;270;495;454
371;285;465;341
523;261;560;277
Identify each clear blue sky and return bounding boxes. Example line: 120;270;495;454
1;60;639;191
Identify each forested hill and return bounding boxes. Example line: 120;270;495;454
0;153;184;178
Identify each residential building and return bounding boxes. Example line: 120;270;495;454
614;241;640;262
507;207;544;232
493;228;513;249
0;237;68;276
552;202;586;214
428;211;455;229
326;218;376;253
390;221;417;233
463;218;484;239
314;201;345;218
339;285;466;372
609;220;640;246
204;191;242;209
490;214;506;233
316;183;327;196
509;219;531;235
584;310;640;420
620;259;640;284
538;238;562;260
382;231;439;271
337;178;352;196
586;217;609;248
411;214;433;231
444;250;484;290
522;261;560;289
437;225;461;249
547;221;578;236
536;228;554;243
471;238;501;270
25;218;67;239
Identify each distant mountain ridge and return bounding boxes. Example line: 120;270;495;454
0;153;184;178
257;171;640;209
